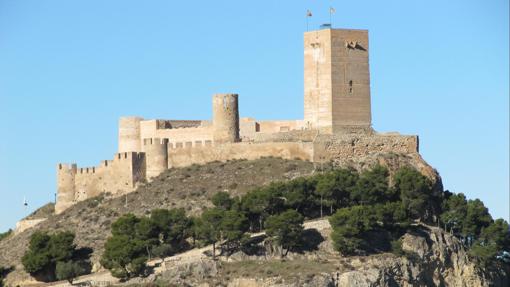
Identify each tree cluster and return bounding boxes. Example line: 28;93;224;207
195;191;307;259
324;165;509;267
441;193;510;266
100;209;192;279
21;231;89;283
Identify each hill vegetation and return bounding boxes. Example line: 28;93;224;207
1;157;509;285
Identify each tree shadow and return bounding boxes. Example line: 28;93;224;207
241;234;267;256
297;229;325;253
73;247;94;274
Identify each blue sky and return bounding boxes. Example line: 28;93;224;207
0;0;508;231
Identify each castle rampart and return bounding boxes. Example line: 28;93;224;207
55;152;145;214
55;27;422;214
168;141;314;168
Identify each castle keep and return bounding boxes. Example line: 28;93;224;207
55;28;419;214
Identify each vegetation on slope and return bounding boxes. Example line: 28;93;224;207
94;164;508;280
0;157;314;280
5;157;510;284
0;230;11;242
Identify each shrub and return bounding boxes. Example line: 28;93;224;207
55;261;86;284
0;229;12;241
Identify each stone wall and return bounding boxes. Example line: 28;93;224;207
139;120;214;151
55;152;146;214
313;133;419;162
168;141;314;168
14;218;47;235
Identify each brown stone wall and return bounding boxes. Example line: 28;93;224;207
313;133;419;162
168;142;314;168
55;152;146;214
140;120;214;151
330;29;371;131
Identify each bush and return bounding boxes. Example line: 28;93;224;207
55;261;86;284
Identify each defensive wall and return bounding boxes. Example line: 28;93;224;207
55;152;145;214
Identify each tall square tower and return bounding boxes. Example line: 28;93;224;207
304;28;371;133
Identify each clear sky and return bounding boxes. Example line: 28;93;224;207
0;0;508;231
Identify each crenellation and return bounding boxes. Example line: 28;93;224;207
55;27;421;214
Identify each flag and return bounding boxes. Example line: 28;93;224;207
306;10;312;17
330;7;336;14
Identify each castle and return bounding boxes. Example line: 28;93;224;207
55;28;419;214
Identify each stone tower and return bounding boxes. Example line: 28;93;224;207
304;28;371;133
212;94;240;144
144;138;168;179
118;116;143;153
55;163;77;214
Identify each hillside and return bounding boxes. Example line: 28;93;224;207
1;155;508;287
0;158;315;283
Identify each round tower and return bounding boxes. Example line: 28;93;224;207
144;138;168;180
212;93;240;144
118;116;143;153
55;163;77;214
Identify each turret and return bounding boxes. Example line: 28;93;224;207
144;138;168;179
212;94;240;144
118;116;143;153
55;163;77;214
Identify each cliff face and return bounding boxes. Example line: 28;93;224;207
148;224;508;287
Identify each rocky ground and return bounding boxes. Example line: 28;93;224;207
120;220;509;286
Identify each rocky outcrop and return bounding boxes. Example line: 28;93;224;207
147;223;508;287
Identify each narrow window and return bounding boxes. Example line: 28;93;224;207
349;80;353;94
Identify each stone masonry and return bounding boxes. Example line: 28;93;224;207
54;27;420;214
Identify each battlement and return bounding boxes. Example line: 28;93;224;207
57;163;77;171
77;167;96;174
143;138;169;145
55;151;147;214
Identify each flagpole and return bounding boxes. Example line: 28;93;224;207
306;10;312;32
